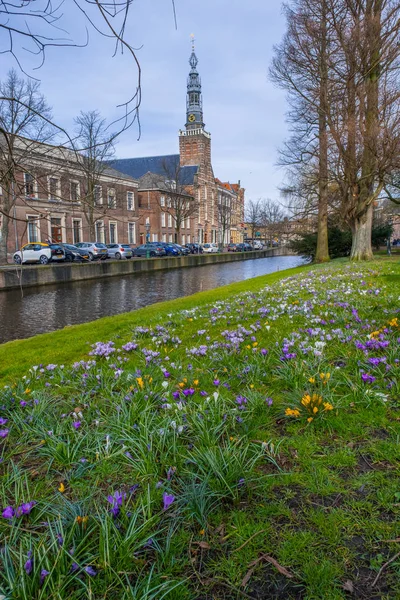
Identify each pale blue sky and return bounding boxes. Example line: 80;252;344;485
0;0;289;202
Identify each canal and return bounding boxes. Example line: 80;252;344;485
0;255;306;343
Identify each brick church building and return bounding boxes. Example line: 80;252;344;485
113;40;245;246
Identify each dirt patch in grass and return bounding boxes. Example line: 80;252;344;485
247;565;306;599
348;566;391;599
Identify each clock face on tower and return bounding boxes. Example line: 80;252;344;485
188;113;196;122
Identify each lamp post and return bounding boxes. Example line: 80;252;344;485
145;221;151;258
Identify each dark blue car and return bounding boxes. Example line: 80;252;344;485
163;244;181;256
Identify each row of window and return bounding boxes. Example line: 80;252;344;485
25;216;137;246
160;213;191;229
159;196;191;209
25;215;193;247
23;173;135;210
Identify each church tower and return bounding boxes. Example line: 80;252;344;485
179;35;212;167
179;36;216;243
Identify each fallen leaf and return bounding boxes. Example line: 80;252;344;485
242;554;294;587
262;555;294;578
193;541;211;549
343;580;354;593
241;565;257;587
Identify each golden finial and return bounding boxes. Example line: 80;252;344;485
190;33;195;52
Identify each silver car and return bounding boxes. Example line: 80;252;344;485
75;242;108;261
106;244;133;259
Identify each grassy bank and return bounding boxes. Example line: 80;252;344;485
0;262;311;385
0;259;399;599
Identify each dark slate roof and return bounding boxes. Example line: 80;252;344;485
111;154;198;185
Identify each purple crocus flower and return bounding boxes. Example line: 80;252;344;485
163;371;171;378
182;388;195;397
16;501;36;517
235;395;247;408
2;506;14;519
167;467;176;480
162;493;175;511
0;429;9;438
265;397;273;406
107;490;126;517
172;391;180;400
56;533;63;546
213;379;220;386
85;566;97;576
24;551;33;575
361;373;376;384
71;562;79;573
261;348;268;356
40;569;50;584
73;421;81;429
0;417;7;425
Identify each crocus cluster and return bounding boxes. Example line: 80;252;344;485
2;501;36;519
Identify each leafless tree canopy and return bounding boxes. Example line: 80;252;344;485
0;69;55;261
150;159;199;243
271;0;400;261
0;1;141;135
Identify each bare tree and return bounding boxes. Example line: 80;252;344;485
0;2;141;133
149;159;199;243
260;199;286;247
73;110;117;240
0;2;142;249
272;0;400;261
270;0;331;262
0;69;54;262
245;199;262;241
217;196;233;250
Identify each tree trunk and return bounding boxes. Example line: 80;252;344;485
0;183;14;264
315;0;330;263
350;203;374;260
350;0;381;261
0;211;10;264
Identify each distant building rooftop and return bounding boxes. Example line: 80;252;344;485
112;154;198;185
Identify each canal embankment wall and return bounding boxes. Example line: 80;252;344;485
0;248;295;291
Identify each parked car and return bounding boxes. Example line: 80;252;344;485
174;244;190;256
185;243;203;254
75;242;108;261
132;244;166;257
235;243;252;252
106;243;133;259
59;243;90;262
252;241;263;250
202;243;219;253
163;244;181;256
227;243;237;252
13;242;65;265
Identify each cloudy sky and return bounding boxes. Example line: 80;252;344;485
0;0;289;203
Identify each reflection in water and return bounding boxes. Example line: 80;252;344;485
0;256;306;343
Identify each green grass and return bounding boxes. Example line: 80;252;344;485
0;258;399;599
0;262;312;384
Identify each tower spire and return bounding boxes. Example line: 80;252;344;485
185;34;204;130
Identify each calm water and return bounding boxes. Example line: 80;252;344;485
0;256;306;343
